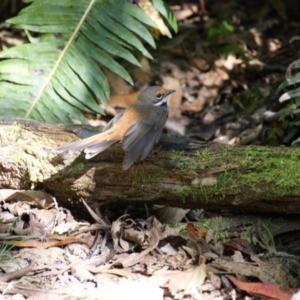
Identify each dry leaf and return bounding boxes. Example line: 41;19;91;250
72;266;94;282
228;275;299;300
150;256;207;295
79;277;164;300
2;235;86;249
13;213;45;236
210;257;291;287
108;91;140;109
162;76;182;118
153;206;189;224
113;227;159;268
187;223;206;241
173;4;198;22
104;68;132;96
137;0;167;36
1;190;54;209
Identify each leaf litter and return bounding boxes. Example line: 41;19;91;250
2;0;300;299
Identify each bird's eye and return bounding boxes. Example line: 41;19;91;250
156;93;162;99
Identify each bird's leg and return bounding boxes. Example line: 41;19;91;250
149;144;162;156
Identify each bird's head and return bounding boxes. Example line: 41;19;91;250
138;86;176;107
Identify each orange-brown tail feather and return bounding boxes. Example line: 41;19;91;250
84;140;117;159
56;129;116;153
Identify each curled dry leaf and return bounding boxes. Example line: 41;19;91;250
122;227;150;250
13;212;46;236
112;227;159;268
153;206;189;224
149;255;207;296
1;189;55;209
227;275;299;300
111;215;150;252
111;215;126;252
223;238;254;256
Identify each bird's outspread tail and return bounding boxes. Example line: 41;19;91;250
84;140;117;159
56;129;117;158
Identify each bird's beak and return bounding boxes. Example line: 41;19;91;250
166;89;176;96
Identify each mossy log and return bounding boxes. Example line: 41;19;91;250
0;117;299;214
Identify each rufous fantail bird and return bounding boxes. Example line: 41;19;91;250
56;86;175;170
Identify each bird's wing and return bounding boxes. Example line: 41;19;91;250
103;111;124;131
83;112;124;159
121;120;164;170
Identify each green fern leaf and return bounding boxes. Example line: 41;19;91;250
0;0;160;124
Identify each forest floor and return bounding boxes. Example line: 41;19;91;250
1;0;300;299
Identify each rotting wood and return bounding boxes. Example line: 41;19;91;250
0;117;299;214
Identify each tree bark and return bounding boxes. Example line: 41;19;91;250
0;117;299;214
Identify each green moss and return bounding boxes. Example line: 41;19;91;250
239;146;300;196
72;162;84;170
131;167;145;191
180;185;192;203
170;148;236;202
266;128;279;145
171;145;300;203
130;166;163;191
171;150;196;172
195;149;214;169
65;162;85;176
171;148;215;173
129;144;300;204
176;178;226;204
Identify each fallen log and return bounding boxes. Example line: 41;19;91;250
0;117;299;214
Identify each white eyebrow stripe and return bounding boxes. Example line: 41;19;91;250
154;96;168;106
